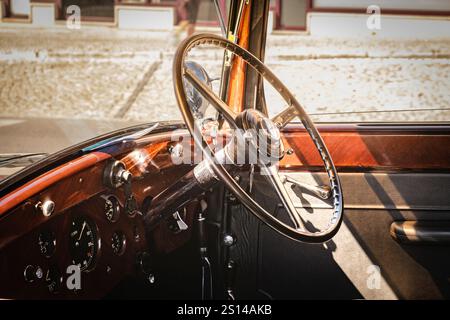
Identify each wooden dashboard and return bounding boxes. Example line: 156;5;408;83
0;130;197;299
0;122;449;299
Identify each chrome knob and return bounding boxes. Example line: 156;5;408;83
35;200;55;217
103;160;132;189
35;266;43;279
169;143;184;164
223;234;235;246
118;168;132;185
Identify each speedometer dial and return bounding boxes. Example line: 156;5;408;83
69;216;99;271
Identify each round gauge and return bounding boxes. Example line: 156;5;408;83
38;230;56;257
111;231;126;256
104;195;120;222
69;216;99;271
45;265;63;294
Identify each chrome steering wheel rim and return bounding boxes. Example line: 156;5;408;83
173;33;343;243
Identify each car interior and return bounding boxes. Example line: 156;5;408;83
0;0;449;300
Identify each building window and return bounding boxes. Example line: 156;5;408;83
280;0;308;30
62;0;115;18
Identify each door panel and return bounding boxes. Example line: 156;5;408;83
283;172;450;212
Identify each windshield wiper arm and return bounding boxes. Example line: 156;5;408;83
83;123;160;153
0;153;48;168
213;0;227;37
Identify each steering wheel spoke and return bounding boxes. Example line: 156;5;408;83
272;105;299;129
184;68;238;126
262;165;306;231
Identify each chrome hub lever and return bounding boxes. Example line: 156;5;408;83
281;175;331;200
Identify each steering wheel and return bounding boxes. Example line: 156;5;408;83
173;33;343;243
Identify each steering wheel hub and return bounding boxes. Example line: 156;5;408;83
235;109;285;163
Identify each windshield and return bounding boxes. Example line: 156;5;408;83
1;1;449;180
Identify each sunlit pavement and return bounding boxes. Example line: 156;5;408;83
0;25;449;129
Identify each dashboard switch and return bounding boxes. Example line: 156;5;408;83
35;200;55;217
103;160;131;189
167;209;188;234
35;266;44;279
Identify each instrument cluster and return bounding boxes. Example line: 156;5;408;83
0;145;197;299
0;192;152;299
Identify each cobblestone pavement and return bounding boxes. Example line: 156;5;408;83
0;26;449;124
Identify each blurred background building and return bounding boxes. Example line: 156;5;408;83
1;0;449;36
0;0;449;151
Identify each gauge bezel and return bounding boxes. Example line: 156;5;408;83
68;215;101;272
111;231;127;256
38;230;56;258
102;194;121;223
45;265;63;294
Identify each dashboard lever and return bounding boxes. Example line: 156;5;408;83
173;211;188;231
167;210;188;234
281;175;331;200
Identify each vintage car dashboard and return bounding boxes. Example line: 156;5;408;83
0;122;449;299
0;127;198;299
